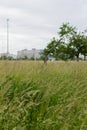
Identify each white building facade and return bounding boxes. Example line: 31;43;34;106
17;48;43;59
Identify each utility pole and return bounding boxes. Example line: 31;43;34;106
7;18;9;54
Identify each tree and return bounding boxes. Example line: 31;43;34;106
80;35;87;60
44;23;77;61
44;23;87;61
43;37;57;63
58;23;76;43
69;32;87;61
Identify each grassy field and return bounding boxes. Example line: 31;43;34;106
0;61;87;130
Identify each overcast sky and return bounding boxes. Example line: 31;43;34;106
0;0;87;54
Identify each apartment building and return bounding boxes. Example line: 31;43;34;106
17;48;43;59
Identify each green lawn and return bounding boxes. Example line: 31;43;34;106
0;61;87;130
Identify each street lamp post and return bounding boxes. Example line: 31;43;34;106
7;18;9;54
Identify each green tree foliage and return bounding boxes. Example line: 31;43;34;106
70;33;87;61
44;23;87;61
80;35;87;60
58;23;76;40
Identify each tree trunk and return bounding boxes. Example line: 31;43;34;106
44;55;48;64
76;54;79;61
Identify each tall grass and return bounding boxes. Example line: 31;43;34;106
0;61;87;130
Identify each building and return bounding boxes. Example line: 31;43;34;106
17;48;43;60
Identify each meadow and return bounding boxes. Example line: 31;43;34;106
0;61;87;130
